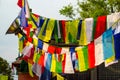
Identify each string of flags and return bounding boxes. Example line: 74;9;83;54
6;0;120;79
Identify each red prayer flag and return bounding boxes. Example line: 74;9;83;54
88;42;95;68
60;20;66;42
94;16;107;39
17;0;23;8
55;47;62;54
27;37;33;43
47;46;56;54
38;54;45;67
23;24;32;37
62;54;66;73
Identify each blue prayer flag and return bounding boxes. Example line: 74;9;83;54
113;32;120;60
102;28;114;60
19;7;28;27
37;39;43;49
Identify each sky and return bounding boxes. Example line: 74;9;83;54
0;0;78;62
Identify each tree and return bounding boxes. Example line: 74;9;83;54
59;4;75;19
0;57;13;80
59;0;120;19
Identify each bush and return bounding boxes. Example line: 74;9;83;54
0;57;13;80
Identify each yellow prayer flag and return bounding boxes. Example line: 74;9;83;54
31;14;39;23
76;47;87;72
18;33;23;53
43;19;55;41
18;39;23;53
28;20;37;30
52;72;57;78
105;56;116;67
38;19;47;40
57;74;64;80
52;72;65;80
105;56;115;64
38;19;55;42
18;33;23;39
22;0;25;7
33;35;38;47
0;75;8;80
33;52;37;63
28;62;34;77
79;20;87;45
50;54;56;72
65;21;70;44
65;20;79;44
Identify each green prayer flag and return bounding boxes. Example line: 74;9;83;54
82;46;89;69
54;20;59;43
92;18;97;41
56;60;62;73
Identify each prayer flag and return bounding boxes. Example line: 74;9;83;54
53;20;59;43
33;35;38;47
6;19;19;34
102;28;114;60
56;74;65;80
79;20;87;45
40;68;51;80
61;47;69;54
64;52;74;74
28;60;34;77
94;16;107;39
22;42;33;56
18;34;24;53
114;21;120;35
48;45;56;54
113;32;120;60
42;43;49;52
38;19;55;42
94;36;104;66
112;12;120;30
105;56;118;67
75;47;87;72
62;54;66;73
0;75;8;80
32;63;42;77
85;18;93;43
19;7;28;27
55;47;62;54
70;47;76;69
17;0;24;8
37;39;43;49
39;18;45;28
50;54;56;72
28;20;37;30
38;54;45;67
55;56;62;73
33;52;37;63
57;20;61;39
82;46;89;70
65;20;79;44
59;20;66;42
107;14;114;29
25;0;30;18
35;53;41;63
77;20;82;40
88;42;95;68
45;53;52;71
92;18;97;40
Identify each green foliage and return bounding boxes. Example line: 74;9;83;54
0;57;13;80
59;4;75;19
59;0;120;19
